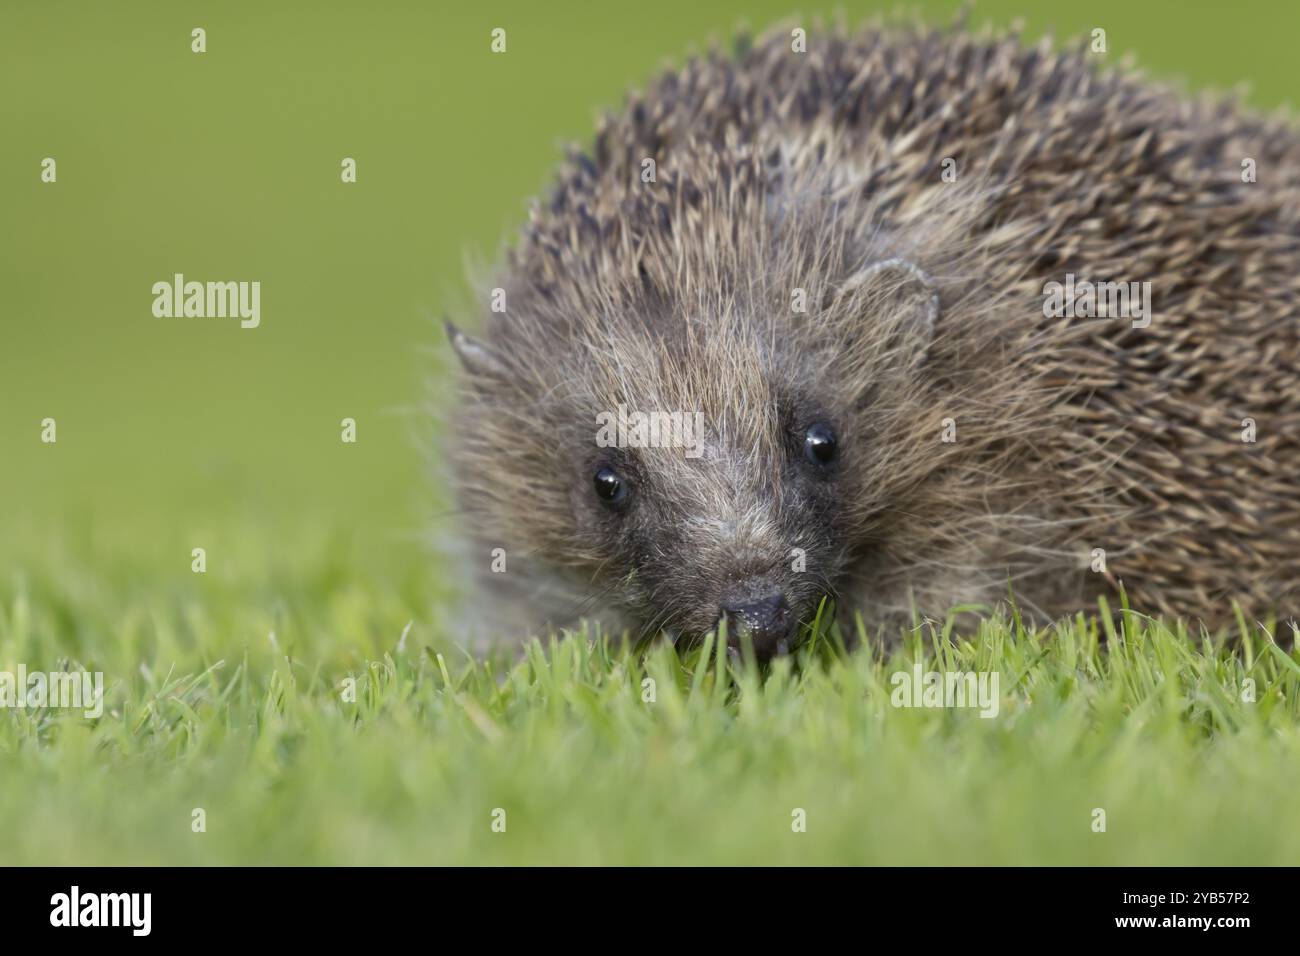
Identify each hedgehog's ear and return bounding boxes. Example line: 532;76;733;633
446;319;508;379
834;257;940;366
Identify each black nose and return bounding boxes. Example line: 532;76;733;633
719;594;791;658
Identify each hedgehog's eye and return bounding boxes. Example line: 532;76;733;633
804;423;837;466
593;466;628;505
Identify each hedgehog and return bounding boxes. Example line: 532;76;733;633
444;19;1300;658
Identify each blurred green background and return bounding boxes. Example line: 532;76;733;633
2;0;1296;593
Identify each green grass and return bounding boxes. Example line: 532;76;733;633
3;530;1299;866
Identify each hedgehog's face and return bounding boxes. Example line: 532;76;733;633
449;253;941;657
554;270;938;655
576;399;851;659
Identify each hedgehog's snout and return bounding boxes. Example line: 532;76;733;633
719;592;791;660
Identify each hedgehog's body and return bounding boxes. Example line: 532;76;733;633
448;23;1300;653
